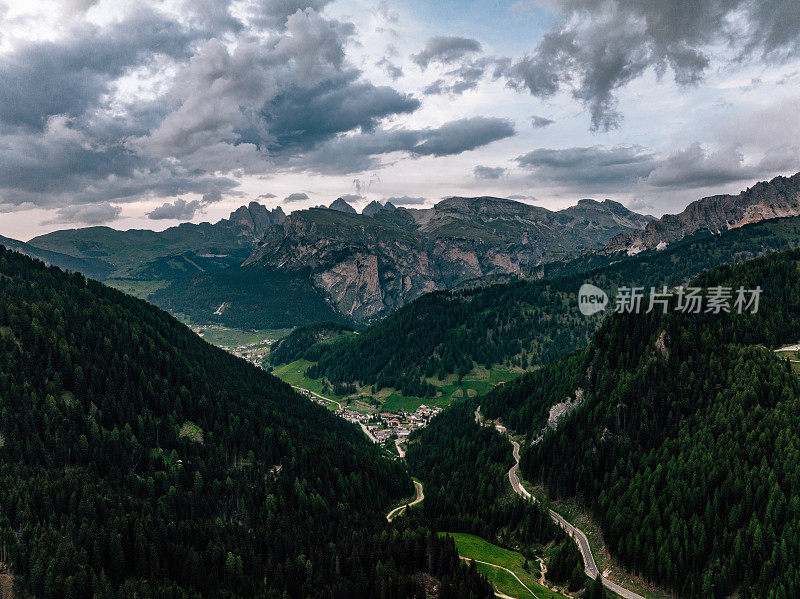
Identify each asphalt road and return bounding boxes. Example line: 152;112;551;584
507;440;644;599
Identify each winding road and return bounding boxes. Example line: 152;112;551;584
507;438;644;599
386;480;424;522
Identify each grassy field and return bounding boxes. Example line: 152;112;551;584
197;326;292;348
272;360;349;402
441;533;571;599
272;359;523;412
106;278;171;300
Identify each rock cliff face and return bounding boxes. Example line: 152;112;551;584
246;196;651;322
225;202;286;239
605;173;800;255
328;198;357;214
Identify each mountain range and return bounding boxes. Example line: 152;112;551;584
605;171;800;254
244;195;652;322
3;172;800;330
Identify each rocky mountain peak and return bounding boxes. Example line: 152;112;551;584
604;172;800;255
329;198;357;214
227;202;286;238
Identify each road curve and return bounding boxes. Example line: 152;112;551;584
292;385;343;409
458;557;540;599
507;440;644;599
386;480;424;522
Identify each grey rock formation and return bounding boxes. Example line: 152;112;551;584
245;195;651;322
605;173;800;255
329;198;357;214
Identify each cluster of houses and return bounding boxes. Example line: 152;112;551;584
342;405;442;443
189;324;278;367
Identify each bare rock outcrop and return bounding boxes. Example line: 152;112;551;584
605;173;800;255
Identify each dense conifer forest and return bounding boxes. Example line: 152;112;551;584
0;246;492;598
406;399;585;590
149;263;348;330
486;248;800;597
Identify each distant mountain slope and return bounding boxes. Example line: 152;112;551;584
605;172;800;254
28;202;285;280
0;234;113;279
272;215;800;397
506;248;800;597
149;263;350;330
246;196;651;322
0;247;491;598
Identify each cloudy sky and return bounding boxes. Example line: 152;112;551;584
0;0;799;239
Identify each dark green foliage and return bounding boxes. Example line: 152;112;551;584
150;264;349;329
514;248;800;597
132;249;251;280
28;222;254;280
406;399;582;575
583;576;605;599
481;351;586;441
269;322;355;366
547;539;581;584
281;216;800;397
0;247;490;598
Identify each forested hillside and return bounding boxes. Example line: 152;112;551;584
494;248;800;597
0;247;491;598
405;399;586;590
273;216;800;397
149;263;349;330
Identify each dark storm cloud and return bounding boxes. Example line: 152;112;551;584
289;117;516;174
135;10;419;172
473;165;507;180
53;202;122;225
502;0;800;131
283;192;311;202
0;9;198;130
382;196;426;206
148;199;204;220
412;117;514;156
0;114;241;210
515;142;781;191
516;145;657;187
412;36;482;69
264;71;420;153
0;4;426;220
645;143;757;189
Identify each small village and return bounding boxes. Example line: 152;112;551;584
338;405;442;443
291;387;443;444
190;324;278;366
227;340;274;366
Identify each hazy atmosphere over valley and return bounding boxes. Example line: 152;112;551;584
1;0;799;239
